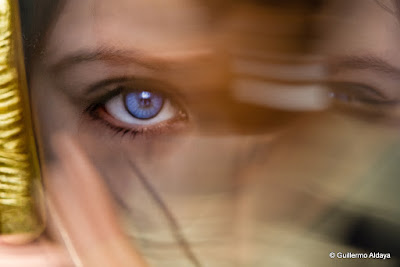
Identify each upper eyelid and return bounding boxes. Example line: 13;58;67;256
86;76;187;107
326;67;400;102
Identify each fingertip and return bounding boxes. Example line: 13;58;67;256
0;233;40;245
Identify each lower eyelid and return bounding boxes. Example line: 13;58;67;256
93;105;188;133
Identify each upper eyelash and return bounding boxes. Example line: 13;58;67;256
85;85;123;108
327;82;399;106
86;77;139;96
84;76;185;104
324;82;400;124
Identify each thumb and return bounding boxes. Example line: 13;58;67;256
46;134;148;267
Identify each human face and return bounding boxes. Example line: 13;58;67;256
322;0;400;122
30;1;274;266
29;0;399;266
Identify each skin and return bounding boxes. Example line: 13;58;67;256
0;135;148;267
30;1;268;266
2;0;399;266
324;0;400;102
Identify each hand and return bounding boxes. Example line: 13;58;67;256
0;135;149;267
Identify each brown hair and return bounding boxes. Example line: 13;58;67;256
19;0;65;70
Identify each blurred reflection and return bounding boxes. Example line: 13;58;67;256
12;0;400;266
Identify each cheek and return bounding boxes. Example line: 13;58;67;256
76;129;259;195
30;67;84;161
74;131;270;251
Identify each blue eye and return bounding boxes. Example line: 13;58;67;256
105;86;181;127
125;91;164;120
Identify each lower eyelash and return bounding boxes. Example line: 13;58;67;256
83;103;189;139
85;104;143;139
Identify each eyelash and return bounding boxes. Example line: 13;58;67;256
327;82;400;121
85;104;142;138
83;79;188;138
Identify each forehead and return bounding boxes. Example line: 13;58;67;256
322;0;400;59
45;0;210;61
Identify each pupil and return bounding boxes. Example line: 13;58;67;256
139;91;153;107
140;98;152;107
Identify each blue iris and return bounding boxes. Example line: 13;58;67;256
125;91;164;119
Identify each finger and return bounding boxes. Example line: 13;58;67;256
46;134;148;267
0;239;70;267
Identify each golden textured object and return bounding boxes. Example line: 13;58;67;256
0;0;44;235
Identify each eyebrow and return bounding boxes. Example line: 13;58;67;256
329;55;400;78
48;47;170;74
48;46;217;75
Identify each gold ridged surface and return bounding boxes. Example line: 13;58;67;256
0;0;42;234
